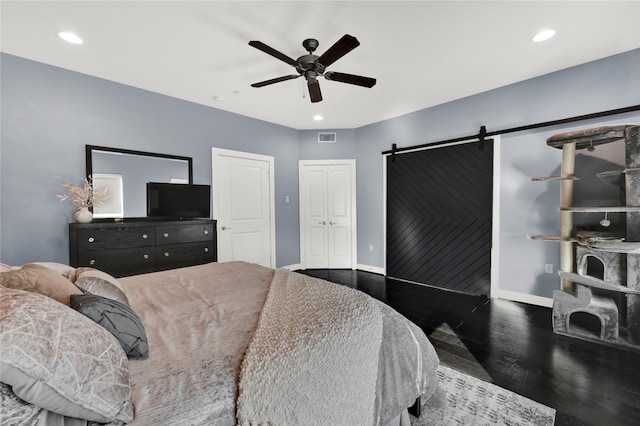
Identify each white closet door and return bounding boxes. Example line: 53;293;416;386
327;165;353;268
300;161;356;269
303;165;329;268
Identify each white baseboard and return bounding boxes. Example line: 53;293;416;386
356;264;385;275
493;289;553;308
280;263;302;271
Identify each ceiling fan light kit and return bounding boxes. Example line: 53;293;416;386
249;34;376;103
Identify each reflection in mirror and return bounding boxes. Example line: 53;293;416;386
93;173;124;218
86;145;193;218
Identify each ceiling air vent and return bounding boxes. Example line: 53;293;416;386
318;132;337;143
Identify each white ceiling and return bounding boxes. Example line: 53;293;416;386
1;1;639;130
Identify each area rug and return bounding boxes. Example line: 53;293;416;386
410;365;556;426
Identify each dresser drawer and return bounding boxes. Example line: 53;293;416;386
155;242;215;266
76;226;156;251
78;247;157;276
156;223;214;245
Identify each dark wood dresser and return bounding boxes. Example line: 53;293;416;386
69;219;217;277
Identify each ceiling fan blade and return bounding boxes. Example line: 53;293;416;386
308;80;322;103
324;71;377;88
249;40;298;66
317;34;360;67
251;74;300;88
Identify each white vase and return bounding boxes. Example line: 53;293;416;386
74;207;93;223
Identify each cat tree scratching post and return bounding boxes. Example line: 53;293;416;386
536;124;640;352
560;143;576;292
625;125;640;344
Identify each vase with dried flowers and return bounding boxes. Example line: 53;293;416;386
57;176;109;223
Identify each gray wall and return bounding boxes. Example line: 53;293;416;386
354;49;640;298
298;129;357;160
0;53;300;267
2;49;639;301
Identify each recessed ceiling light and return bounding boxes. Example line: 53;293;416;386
58;31;83;45
533;29;556;43
313;115;324;121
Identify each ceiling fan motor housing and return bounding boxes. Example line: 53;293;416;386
296;54;325;76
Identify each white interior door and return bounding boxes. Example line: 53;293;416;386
327;166;352;268
303;165;329;268
212;148;275;267
300;160;356;269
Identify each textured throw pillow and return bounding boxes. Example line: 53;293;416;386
71;293;149;359
25;262;78;282
0;287;134;423
0;382;44;424
0;264;82;306
75;268;129;306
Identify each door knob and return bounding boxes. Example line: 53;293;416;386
222;226;231;230
329;221;336;225
319;221;326;225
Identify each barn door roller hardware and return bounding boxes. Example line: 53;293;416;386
382;105;640;156
478;125;487;150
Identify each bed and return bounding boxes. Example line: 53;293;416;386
1;261;439;425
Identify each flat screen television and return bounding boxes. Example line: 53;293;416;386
146;182;211;219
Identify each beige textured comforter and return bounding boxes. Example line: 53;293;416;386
122;262;274;425
121;261;439;426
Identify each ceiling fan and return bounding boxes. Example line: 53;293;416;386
248;34;377;103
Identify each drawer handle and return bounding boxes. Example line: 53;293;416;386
89;259;96;265
204;247;209;253
142;234;148;239
204;230;209;235
164;252;170;257
163;233;169;238
88;237;95;243
143;254;149;260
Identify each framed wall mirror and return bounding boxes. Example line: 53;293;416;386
86;145;193;219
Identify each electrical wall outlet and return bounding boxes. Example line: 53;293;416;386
369;244;374;252
544;263;554;274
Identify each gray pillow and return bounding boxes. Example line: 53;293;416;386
71;293;149;359
0;287;133;423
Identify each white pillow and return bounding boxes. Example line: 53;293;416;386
74;267;129;306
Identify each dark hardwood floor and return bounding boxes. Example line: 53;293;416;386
297;269;640;426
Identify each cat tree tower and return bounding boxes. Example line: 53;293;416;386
533;124;640;351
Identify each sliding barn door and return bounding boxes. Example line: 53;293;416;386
386;141;493;295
